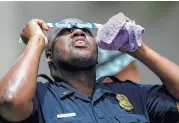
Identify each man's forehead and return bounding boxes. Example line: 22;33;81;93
44;18;94;53
46;18;93;37
59;18;85;24
45;18;87;35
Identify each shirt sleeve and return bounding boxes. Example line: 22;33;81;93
0;92;41;123
139;84;179;123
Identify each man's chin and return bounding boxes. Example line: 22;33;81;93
68;48;98;68
71;49;92;59
71;46;90;53
56;54;97;71
69;55;97;68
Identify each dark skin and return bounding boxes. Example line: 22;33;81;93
0;19;179;122
0;19;48;122
51;27;98;96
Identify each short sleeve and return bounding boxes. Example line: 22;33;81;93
0;91;41;123
139;84;179;123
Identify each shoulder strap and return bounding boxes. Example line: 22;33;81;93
97;75;121;83
37;74;54;83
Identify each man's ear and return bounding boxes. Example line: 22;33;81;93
48;58;63;82
46;52;53;63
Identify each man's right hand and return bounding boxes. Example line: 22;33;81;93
0;19;50;122
20;19;49;48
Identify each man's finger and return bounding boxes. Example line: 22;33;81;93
36;19;49;30
42;23;49;31
30;19;49;31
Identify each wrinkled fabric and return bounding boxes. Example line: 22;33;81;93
96;13;144;52
96;47;135;80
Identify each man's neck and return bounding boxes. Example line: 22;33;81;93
57;66;96;96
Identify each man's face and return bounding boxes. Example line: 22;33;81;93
52;27;98;68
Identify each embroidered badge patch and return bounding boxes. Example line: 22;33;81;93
116;94;133;112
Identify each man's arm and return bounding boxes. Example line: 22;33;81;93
0;19;48;122
127;42;179;100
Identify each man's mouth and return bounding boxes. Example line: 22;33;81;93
71;36;88;48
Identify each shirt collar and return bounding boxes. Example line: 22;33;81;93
91;83;115;103
51;81;115;101
54;81;75;99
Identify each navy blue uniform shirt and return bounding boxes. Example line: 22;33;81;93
0;78;179;123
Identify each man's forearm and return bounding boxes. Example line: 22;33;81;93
129;42;179;100
0;35;44;121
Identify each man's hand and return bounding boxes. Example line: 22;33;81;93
20;19;49;48
119;41;144;54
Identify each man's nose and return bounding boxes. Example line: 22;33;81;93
71;29;85;38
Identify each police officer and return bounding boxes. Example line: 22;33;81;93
0;18;179;123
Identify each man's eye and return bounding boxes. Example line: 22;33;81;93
60;28;74;35
82;28;93;36
58;28;93;37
